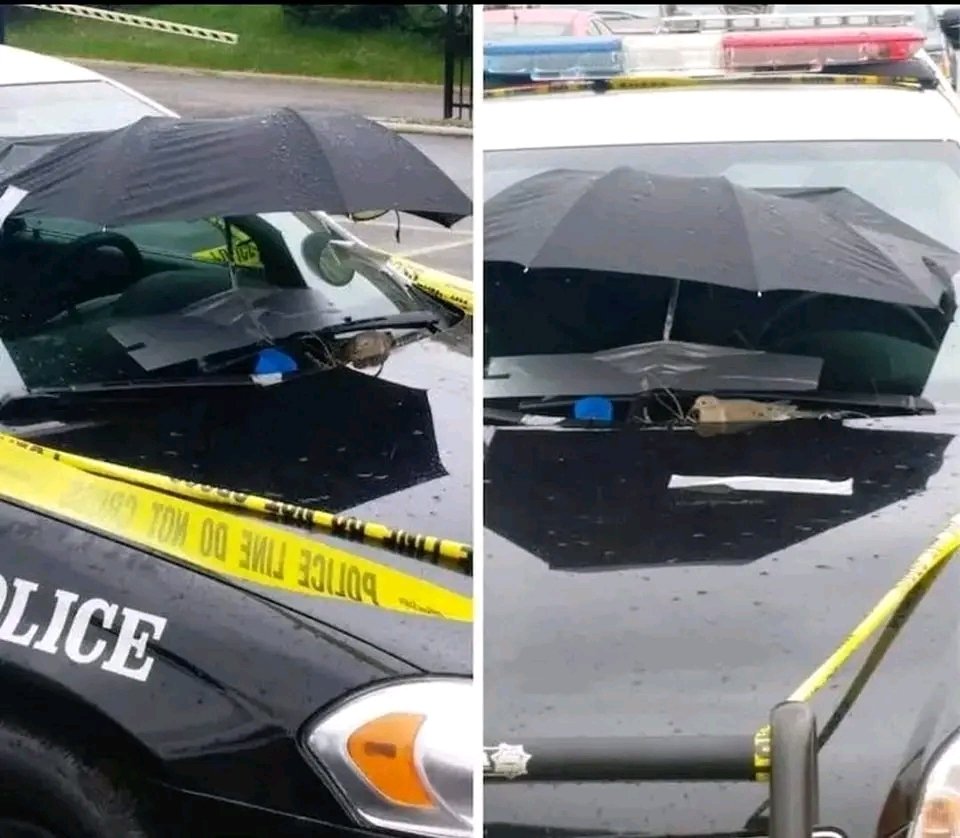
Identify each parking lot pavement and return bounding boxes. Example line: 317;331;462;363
336;134;473;282
86;63;448;122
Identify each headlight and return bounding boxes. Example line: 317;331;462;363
303;676;473;838
908;735;960;837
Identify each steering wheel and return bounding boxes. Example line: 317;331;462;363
35;231;146;326
755;292;941;351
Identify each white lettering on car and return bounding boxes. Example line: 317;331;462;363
101;607;167;683
0;573;168;683
32;589;80;655
0;577;40;647
64;598;117;665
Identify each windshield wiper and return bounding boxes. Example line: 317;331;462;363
518;390;934;416
0;375;285;415
315;310;442;336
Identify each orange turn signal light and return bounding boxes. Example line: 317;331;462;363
346;712;434;809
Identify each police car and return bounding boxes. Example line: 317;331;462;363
0;43;473;838
484;11;960;838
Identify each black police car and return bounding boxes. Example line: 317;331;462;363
482;27;960;838
0;207;473;838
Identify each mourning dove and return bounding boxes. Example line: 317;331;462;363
688;394;827;437
690;394;802;424
338;330;395;369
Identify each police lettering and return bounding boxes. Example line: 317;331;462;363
263;500;314;529
238;530;286;580
0;572;167;683
168;479;248;505
59;483;137;529
296;548;379;605
147;502;189;548
199;517;228;561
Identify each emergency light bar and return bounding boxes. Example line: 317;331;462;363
485;12;931;87
484;36;625;81
659;9;915;33
722;25;926;70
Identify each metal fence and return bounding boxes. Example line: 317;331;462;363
443;4;473;121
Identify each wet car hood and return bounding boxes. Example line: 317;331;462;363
484;411;960;837
1;327;472;674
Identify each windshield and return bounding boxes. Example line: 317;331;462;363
484;139;960;408
0;81;167;136
0;210;454;400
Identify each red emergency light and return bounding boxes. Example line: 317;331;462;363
721;26;926;71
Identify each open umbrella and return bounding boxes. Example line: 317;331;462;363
0;107;472;228
484;166;959;310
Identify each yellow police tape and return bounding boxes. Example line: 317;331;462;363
752;511;960;780
485;73;927;99
389;256;474;316
191;228;474;317
0;433;472;573
0;435;472;622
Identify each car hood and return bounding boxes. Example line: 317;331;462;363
484;411;960;837
3;326;472;674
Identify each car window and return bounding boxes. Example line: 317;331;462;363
22;216;260;268
487;140;960;250
0;81;166;137
0;210;447;396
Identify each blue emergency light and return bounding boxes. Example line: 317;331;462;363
483;36;626;86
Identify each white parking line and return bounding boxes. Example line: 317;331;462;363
342;218;473;235
398;239;473;258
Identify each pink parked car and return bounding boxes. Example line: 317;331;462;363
484;7;614;40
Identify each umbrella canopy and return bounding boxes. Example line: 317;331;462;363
484;166;959;310
0;107;472;228
0;134;73;179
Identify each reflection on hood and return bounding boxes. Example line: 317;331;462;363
33;367;447;513
485;421;951;570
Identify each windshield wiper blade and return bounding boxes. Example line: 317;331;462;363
514;389;934;417
317;310;442;336
0;375;276;409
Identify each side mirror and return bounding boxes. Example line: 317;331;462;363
300;231;356;287
940;8;960;51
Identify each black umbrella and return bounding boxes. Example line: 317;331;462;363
0;107;472;228
0;133;73;180
484;166;959;310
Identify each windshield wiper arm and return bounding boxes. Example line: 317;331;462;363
316;310;442;337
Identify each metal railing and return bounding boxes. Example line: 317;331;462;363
485;701;834;838
443;3;473;121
